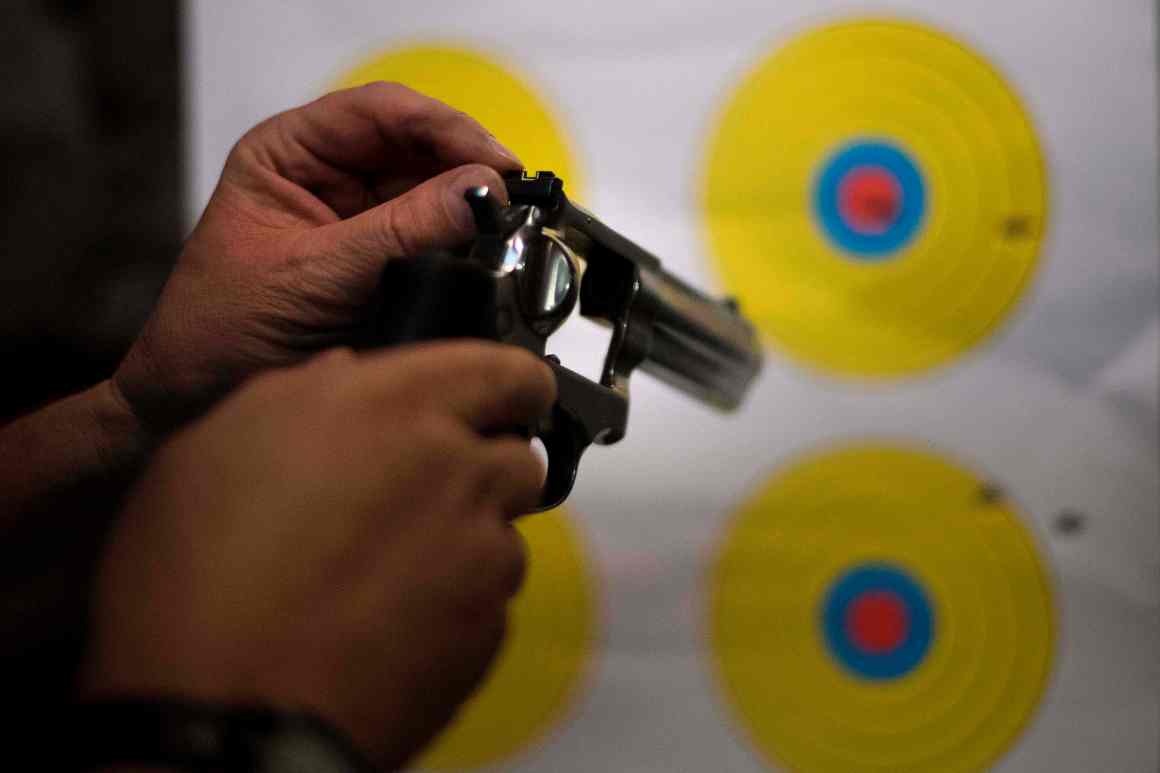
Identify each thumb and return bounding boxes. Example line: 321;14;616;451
301;163;509;288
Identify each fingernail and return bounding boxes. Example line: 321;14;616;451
488;134;523;167
449;174;496;232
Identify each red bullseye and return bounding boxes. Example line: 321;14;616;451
838;166;902;235
845;590;910;654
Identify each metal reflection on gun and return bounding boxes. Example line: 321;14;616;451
371;171;763;511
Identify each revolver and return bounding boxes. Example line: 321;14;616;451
368;172;763;511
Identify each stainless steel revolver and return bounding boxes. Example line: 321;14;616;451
368;171;763;511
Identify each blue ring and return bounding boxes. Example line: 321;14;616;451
813;140;927;259
821;563;934;681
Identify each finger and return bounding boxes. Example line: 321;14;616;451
296;164;506;288
476;438;547;517
490;523;529;598
359;341;556;432
456;515;530;602
233;82;522;194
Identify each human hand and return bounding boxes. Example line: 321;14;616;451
81;342;554;769
114;82;522;433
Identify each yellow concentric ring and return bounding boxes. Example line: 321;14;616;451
336;48;593;768
336;44;583;198
701;19;1047;377
708;442;1055;772
417;509;598;770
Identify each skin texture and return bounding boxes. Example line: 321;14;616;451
0;82;533;767
114;81;523;433
82;342;556;770
1;80;522;541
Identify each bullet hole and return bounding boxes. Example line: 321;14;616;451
1053;510;1087;537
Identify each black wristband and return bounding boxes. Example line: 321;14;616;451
66;697;375;772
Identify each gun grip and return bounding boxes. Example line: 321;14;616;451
366;256;499;345
368;257;628;514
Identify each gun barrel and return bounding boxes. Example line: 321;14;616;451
635;265;762;411
525;173;763;412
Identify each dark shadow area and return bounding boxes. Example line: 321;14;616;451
0;0;182;734
1;0;182;420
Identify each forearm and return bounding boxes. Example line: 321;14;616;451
0;379;151;676
1;379;148;523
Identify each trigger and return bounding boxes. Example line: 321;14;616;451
528;406;586;513
521;358;630;514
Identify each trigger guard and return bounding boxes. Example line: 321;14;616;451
525;360;629;514
529;408;587;513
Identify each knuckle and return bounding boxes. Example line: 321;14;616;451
223;135;256;174
375;197;418;256
394;94;447;143
436;103;490;139
358;79;414;102
231;122;263;153
409;414;452;449
497;348;556;404
409;415;470;467
226;116;278;168
429;340;497;383
388;89;491;156
466;522;527;601
495;527;528;597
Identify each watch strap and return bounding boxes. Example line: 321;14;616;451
67;697;375;772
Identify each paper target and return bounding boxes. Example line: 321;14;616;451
708;443;1055;773
335;43;591;772
702;19;1048;377
417;509;599;770
187;4;1159;770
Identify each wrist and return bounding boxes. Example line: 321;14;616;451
86;378;154;483
0;379;152;524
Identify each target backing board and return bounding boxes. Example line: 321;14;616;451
187;2;1159;771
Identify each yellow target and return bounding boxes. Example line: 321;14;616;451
418;509;598;770
336;44;584;198
701;19;1048;377
336;47;593;769
708;443;1055;772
